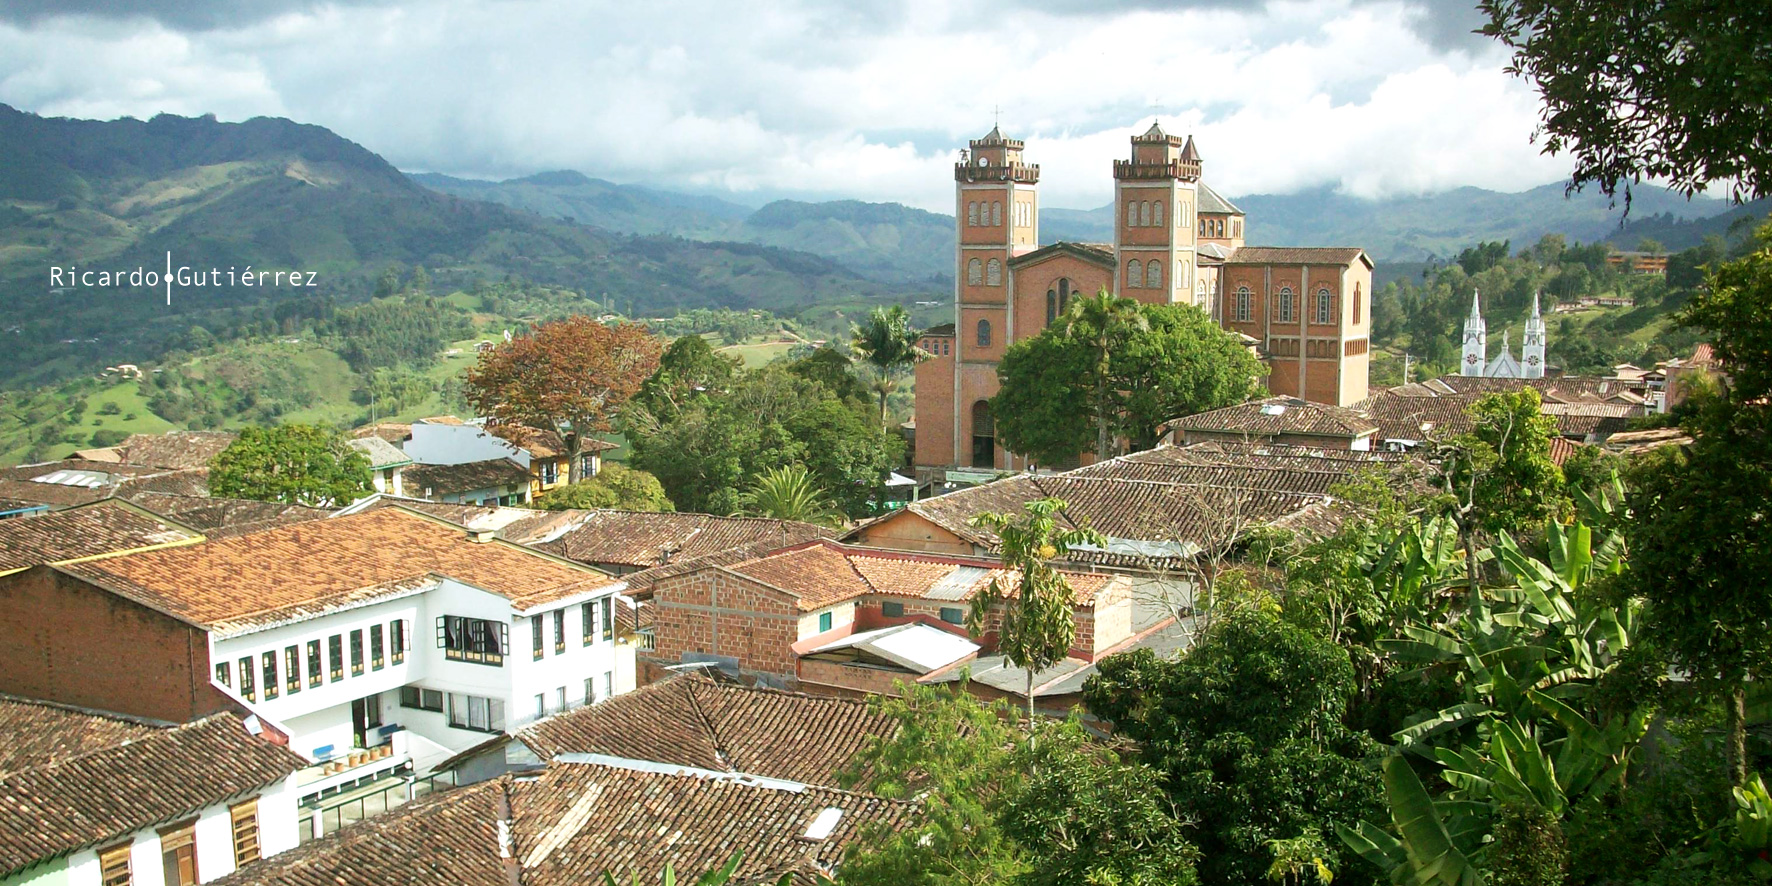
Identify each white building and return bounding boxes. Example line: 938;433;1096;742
0;507;636;843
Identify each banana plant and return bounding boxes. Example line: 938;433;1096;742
1338;755;1489;886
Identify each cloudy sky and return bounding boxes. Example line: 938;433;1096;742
0;0;1575;211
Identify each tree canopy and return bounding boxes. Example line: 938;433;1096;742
208;424;373;507
991;298;1264;465
850;305;928;424
531;463;673;512
465;316;661;485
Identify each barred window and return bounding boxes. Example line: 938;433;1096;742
1235;286;1252;322
1277;287;1295;323
1316;288;1334;324
230;800;260;867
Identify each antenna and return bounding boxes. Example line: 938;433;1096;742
992;104;1001;128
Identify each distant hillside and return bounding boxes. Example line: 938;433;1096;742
1033;183;1735;261
0;104;883;388
414;172;954;285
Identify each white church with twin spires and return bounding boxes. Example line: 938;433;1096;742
1462;290;1548;378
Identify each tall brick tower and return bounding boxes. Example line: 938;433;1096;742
1113;122;1200;308
949;126;1040;469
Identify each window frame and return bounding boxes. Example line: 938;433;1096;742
881;601;905;617
349;629;364;677
307;639;322;687
238;656;255;701
284;645;301;695
390;620;406;665
214;661;230;688
157;819;199;886
328;635;344;682
975;319;991;348
1235;286;1252;322
1315;288;1334;325
438;616;507;666
370;624;385;671
532;615;545;661
230;800;260;868
601;598;614;641
818;611;833;632
99;840;132;886
1127;259;1142;289
553;609;566;655
939;607;965;625
261;651;278;699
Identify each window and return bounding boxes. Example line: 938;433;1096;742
555;686;567;712
1146;259;1163;289
586;677;598;704
307;639;322;687
1353;284;1363;323
349;629;364;676
553;609;566;654
939;607;965;625
967;201;978;225
159;820;198;886
534;693;547;719
532;616;545;660
440;617;509;665
985;258;1001;286
583;602;595;646
602;598;614;641
1152;201;1164;226
1316;288;1334;324
991;201;1001;226
1276;287;1295;323
1127;259;1142;288
400;685;445;712
238;656;255;701
975;319;991;348
261;652;278;699
365;625;382;671
882;601;905;617
1046;278;1071;324
1139;202;1151;227
99;841;132;886
1235;286;1252;322
818;611;833;632
329;635;344;681
540;460;558;484
603;671;614;700
215;661;230;687
390;621;406;665
966;258;982;285
447;693;505;733
1126;202;1137;226
230;800;260;868
285;646;301;694
971;400;994;468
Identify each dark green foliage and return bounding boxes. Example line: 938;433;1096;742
87;428;128;448
532;463;673;512
1490;804;1568;886
320;298;473;373
1083;612;1383;886
208;424;372;507
787;346;871;407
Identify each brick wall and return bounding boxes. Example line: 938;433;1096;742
650;569;803;679
0;566;221;722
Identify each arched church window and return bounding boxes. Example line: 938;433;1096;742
985;258;1002;286
1353;284;1363;323
1152;201;1164;226
991;202;1002;226
1146;259;1162;289
1126;203;1138;227
1277;286;1295;323
1195;278;1207;307
1236;285;1252;322
967;202;978;226
967;258;982;285
1139;202;1151;227
1047;278;1071;324
976;319;992;348
1127;259;1143;288
1315;288;1334;324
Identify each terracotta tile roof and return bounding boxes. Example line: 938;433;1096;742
483;427;620;459
922;322;956;337
520;675;895;786
1172;396;1379;439
537;511;835;571
58;509;621;634
348;497;587;545
1226;246;1371;268
112;431;238;470
1357;377;1643;442
1546;436;1581;466
616;543;786;600
726;540;1116;610
351;421;412;444
407;458;532;497
0;501;202;573
1601;427;1693;454
121;492;334;539
211;760;917;886
0;695;163;777
0;713;305;878
0;461;209;511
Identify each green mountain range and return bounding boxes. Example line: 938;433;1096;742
0;104;885;388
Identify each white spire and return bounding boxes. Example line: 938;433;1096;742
1469;288;1483;320
1523;289;1547;378
1461;288;1487;376
1530;289;1542;320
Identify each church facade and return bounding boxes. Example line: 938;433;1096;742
1461;289;1548;378
913;124;1373;474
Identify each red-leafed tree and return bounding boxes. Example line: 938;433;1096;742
464;317;662;485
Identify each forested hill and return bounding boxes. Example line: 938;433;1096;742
0;104;883;389
415;172;955;285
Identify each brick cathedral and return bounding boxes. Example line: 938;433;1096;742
912;122;1373;474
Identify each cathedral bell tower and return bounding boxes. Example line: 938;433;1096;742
1522;289;1547;378
1461;289;1488;376
1112;121;1199;306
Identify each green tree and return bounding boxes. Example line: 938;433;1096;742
992;297;1262;464
1437;388;1566;594
1481;0;1772;205
734;464;843;526
787;346;871;406
966;498;1105;720
209;424;373;507
532;463;674;512
1084;611;1385;886
629;334;740;432
1626;223;1772;791
850;305;929;424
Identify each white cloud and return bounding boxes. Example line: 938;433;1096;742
0;0;1571;211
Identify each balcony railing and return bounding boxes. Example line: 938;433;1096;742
954;163;1040;184
1112;159;1201;181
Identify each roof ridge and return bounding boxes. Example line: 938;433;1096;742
0;713;232;781
682;680;736;773
0;693;174;728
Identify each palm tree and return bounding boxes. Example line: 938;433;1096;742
1060;289;1147;461
735;465;844;526
850;306;929;424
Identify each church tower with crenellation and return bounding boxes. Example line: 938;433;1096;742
1113;122;1198;308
